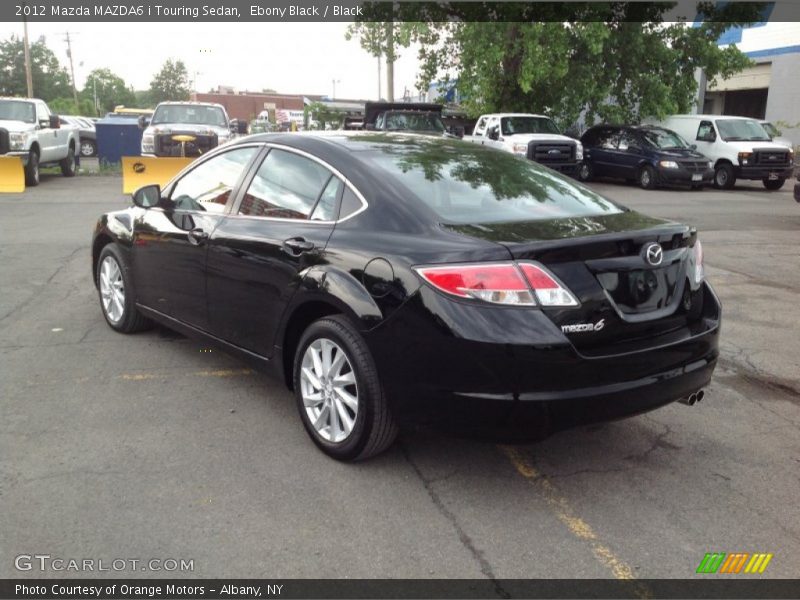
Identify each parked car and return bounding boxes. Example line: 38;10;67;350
60;115;97;157
139;101;247;157
577;125;714;190
760;120;793;148
363;102;448;135
0;97;78;186
658;115;793;190
91;133;720;461
464;113;582;175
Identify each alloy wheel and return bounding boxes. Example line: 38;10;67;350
99;256;125;323
300;338;359;443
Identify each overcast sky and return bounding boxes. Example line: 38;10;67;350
0;21;424;100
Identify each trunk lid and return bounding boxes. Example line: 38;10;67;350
446;211;699;355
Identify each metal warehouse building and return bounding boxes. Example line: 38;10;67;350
695;19;800;147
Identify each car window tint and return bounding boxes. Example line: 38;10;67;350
169;147;257;213
239;149;332;219
697;121;716;142
598;129;620;149
310;176;343;221
617;131;637;151
339;187;363;220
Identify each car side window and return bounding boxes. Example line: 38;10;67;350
239;149;333;220
169;146;257;213
696;121;716;142
339;187;363;220
617;131;637;151
36;102;50;125
596;128;619;149
475;117;488;136
309;176;343;221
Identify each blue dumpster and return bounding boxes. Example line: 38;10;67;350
95;114;143;165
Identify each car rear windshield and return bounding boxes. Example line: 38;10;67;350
366;140;622;224
152;105;227;127
716;119;770;142
641;128;688;150
0;100;36;123
383;112;445;132
501;117;560;136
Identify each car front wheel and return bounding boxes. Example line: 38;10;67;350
60;147;76;177
96;244;151;333
24;150;39;186
577;161;593;182
294;316;398;461
713;163;736;189
638;165;657;190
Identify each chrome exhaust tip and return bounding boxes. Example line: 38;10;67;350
696;390;705;403
679;393;698;406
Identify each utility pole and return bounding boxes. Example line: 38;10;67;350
377;54;381;100
385;21;394;102
332;78;340;100
63;31;79;107
22;15;33;96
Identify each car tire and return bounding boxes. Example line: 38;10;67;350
713;163;736;190
762;177;786;191
60;146;77;177
96;244;151;333
577;161;593;182
24;150;40;187
638;165;657;190
293;315;398;461
80;139;97;157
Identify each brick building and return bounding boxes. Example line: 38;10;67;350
190;90;324;121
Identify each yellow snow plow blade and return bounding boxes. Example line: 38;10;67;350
0;157;25;193
122;156;194;194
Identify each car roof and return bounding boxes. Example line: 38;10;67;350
155;101;225;109
481;113;551;119
666;114;756;121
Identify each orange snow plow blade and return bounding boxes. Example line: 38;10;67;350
122;156;194;194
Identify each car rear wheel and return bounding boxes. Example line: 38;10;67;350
762;177;786;191
96;244;151;333
80;140;97;157
638;165;657;190
60;147;76;177
24;150;39;186
577;161;593;182
713;163;736;190
294;316;398;461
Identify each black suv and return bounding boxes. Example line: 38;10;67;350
578;125;714;190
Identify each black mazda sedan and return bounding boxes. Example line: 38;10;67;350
92;133;721;460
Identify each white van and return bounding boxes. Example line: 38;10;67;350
658;115;794;190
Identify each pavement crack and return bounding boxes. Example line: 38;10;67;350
399;442;510;598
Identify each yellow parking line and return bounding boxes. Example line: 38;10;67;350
500;445;651;598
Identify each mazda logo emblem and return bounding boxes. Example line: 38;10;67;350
644;243;663;266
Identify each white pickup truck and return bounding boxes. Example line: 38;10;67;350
464;113;582;175
0;97;78;186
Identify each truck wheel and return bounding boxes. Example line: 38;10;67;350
60;147;77;177
713;163;735;190
80;140;97;157
638;165;657;190
24;150;40;187
762;177;786;191
577;161;593;182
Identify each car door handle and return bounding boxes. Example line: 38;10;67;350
282;237;315;255
188;227;208;246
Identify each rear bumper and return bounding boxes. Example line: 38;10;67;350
735;165;793;180
366;281;721;431
657;166;714;186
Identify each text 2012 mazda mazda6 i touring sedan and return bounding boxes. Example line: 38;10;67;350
92;132;721;461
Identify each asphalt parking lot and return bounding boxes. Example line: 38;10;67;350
1;168;799;582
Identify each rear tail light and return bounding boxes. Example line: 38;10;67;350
415;262;578;307
692;240;704;285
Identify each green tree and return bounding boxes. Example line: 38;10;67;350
304;101;344;129
345;22;424;101
0;35;72;101
81;68;136;115
48;96;94;116
361;2;764;128
148;58;191;104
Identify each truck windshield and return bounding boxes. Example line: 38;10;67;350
640;128;688;150
383;112;445;132
501;117;560;136
151;105;227;127
366;139;621;224
716;119;770;142
0;100;36;123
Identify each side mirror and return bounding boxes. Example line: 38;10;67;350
236;119;248;134
132;184;162;209
138;115;150;129
488;126;499;141
45;114;60;129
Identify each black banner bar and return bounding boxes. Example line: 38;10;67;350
2;579;800;599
